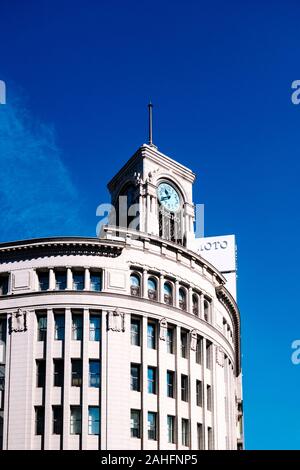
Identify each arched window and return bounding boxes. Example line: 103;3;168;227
164;282;173;305
179;288;187;311
130;274;141;297
192;294;199;315
204;299;210;322
148;277;158;301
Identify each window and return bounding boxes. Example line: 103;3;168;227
88;407;100;435
182;419;189;447
0;318;6;343
37;314;47;341
164;282;173;305
147;367;156;394
90;315;100;341
192;294;199;315
130;410;140;438
72;314;83;340
204;299;210;322
71;360;82;387
196;336;202;364
148;277;157;300
0;275;8;295
89;360;100;388
70;407;81;435
38;271;49;291
52;406;63;435
196;380;203;407
36;360;45;388
166;327;174;354
131;364;140;392
167;370;175;398
181;374;188;402
73;271;84;290
147;322;156;349
208;427;213;450
53;359;64;387
207;385;212;411
206;341;212;370
181;330;188;358
90;272;102;292
35;407;44;436
167;415;175;443
148;412;157;440
197;423;204;450
179;288;187;310
130;274;141;297
55;271;67;290
130;318;140;346
54;314;65;341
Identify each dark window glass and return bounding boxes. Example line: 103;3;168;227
181;330;188;358
148;412;157;440
196;380;203;407
90;315;100;341
36;360;45;388
38;272;49;291
182;419;189;447
70;407;81;435
37;315;47;341
53;406;63;435
166;328;174;354
130;274;140;297
148;277;157;300
196;336;202;364
53;359;64;387
55;271;67;290
207;385;212;411
0;276;8;295
147;323;156;349
131;410;140;438
72;314;83;340
148;367;156;394
167;415;175;443
131;319;140;346
73;272;84;291
88;407;100;435
131;364;140;392
54;314;65;341
181;374;188;402
89;360;100;388
167;370;174;398
90;272;102;292
35;407;44;435
71;360;82;387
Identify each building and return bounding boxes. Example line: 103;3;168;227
0;136;243;450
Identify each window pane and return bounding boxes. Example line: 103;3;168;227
73;272;84;291
36;360;45;388
131;319;140;346
90;316;100;341
54;314;65;341
88;407;100;435
70;407;81;435
89;360;100;388
148;412;157;440
148;367;156;394
54;360;64;387
53;406;63;435
90;273;102;292
131;364;140;392
72;315;83;340
167;371;174;398
55;272;67;290
167;415;175;443
0;276;8;295
167;328;174;354
37;315;47;341
147;324;155;349
71;360;82;387
35;407;44;435
38;272;49;291
131;410;140;438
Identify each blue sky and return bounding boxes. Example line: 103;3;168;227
1;0;300;449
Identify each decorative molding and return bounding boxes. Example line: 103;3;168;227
10;308;27;333
107;308;125;332
190;329;198;351
216;346;225;367
159;318;168;340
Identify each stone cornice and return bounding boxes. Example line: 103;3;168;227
0;237;125;262
216;285;241;375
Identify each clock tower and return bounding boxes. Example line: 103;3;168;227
107;106;196;248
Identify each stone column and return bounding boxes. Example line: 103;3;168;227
49;268;55;290
66;267;72;290
84;268;90;291
159;274;165;303
188;287;193;314
142;269;148;299
175;280;180;309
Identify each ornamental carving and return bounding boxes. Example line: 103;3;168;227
107;308;125;332
10;308;27;333
190;329;198;351
159;318;168;341
216;346;225;367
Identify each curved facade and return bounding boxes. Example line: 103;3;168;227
0;144;243;450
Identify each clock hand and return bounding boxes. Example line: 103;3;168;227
161;196;171;201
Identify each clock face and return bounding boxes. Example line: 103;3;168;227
157;182;181;212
